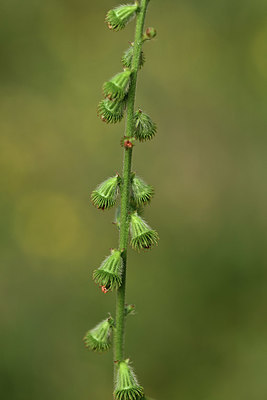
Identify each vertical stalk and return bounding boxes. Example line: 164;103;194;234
114;0;150;366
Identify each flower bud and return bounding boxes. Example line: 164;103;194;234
103;69;132;101
91;175;120;210
131;174;154;206
106;4;139;32
93;249;123;292
83;316;114;352
98;98;125;124
125;304;136;316
143;27;157;40
114;359;144;400
130;212;159;250
122;45;145;69
134;109;157;141
121;136;135;149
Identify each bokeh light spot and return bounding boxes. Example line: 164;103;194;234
250;21;267;80
13;192;89;261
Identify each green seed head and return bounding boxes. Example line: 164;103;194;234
91;175;120;210
114;359;144;400
83;317;114;352
106;4;139;31
131;174;154;206
134;109;157;141
130;212;159;251
103;69;132;101
93;249;123;292
122;45;145;69
98;98;126;124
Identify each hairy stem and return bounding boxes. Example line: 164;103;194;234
114;0;149;366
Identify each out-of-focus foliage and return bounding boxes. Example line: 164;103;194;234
1;0;267;399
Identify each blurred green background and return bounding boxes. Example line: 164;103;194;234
1;0;267;399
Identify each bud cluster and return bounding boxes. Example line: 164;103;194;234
98;3;140;124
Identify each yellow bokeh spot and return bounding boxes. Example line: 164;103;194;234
13;192;89;261
251;21;267;80
0;134;34;194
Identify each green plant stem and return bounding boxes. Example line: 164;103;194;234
114;0;149;366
